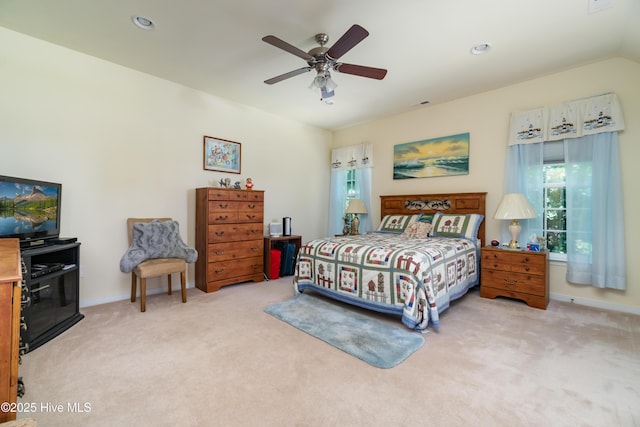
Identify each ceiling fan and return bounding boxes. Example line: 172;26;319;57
262;24;387;101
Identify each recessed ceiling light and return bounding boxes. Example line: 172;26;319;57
470;43;491;55
132;15;155;30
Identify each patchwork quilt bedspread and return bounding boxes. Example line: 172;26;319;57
294;233;479;332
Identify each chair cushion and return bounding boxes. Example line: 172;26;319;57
120;220;198;273
134;258;186;278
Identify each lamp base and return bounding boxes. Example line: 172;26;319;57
350;214;360;235
508;219;521;249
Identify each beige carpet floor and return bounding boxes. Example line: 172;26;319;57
16;277;640;427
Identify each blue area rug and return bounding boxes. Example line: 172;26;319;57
264;293;424;369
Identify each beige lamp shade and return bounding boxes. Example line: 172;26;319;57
346;198;368;215
494;193;536;248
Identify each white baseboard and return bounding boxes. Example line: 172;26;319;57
550;293;640;315
80;282;195;308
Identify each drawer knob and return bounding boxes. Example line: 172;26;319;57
215;231;225;237
493;254;498;259
215;250;225;255
219;204;228;208
524;257;529;262
214;269;225;274
525;266;530;272
248;204;256;208
216;215;229;220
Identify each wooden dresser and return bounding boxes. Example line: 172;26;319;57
480;246;548;309
0;239;22;422
195;188;264;292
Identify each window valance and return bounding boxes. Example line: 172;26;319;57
508;93;625;146
331;142;374;170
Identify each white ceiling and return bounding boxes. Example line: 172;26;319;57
1;0;638;131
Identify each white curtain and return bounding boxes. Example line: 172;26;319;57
328;143;374;235
502;142;544;244
328;169;347;235
565;133;626;289
506;93;626;289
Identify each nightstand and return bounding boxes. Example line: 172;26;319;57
480;246;549;309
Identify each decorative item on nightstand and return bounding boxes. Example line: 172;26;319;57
494;193;537;249
346;198;367;235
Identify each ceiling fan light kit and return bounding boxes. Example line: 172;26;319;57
262;24;387;102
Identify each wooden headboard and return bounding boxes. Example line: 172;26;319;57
380;192;487;244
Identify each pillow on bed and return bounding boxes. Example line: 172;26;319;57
430;212;484;240
400;221;432;239
376;214;421;234
417;213;435;224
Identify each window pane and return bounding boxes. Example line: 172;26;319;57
546;187;565;208
545;209;566;230
544;164;565;184
546;231;566;254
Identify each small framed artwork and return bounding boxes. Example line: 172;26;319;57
203;136;241;174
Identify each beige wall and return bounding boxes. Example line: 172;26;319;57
2;25;638;314
333;57;640;314
0;27;332;306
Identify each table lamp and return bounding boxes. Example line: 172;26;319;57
493;193;537;248
346;199;367;235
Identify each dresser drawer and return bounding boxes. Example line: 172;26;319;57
208;201;264;223
208;223;263;242
482;250;545;275
208;240;263;262
481;268;546;296
237;206;263;223
207;189;232;200
207;256;263;281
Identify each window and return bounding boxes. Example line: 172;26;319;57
507;93;626;288
342;169;360;231
345;169;359;204
543;163;567;260
329;143;373;236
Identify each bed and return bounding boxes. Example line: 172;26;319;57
293;192;487;332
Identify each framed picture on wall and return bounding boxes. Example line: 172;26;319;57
203;136;241;173
393;132;470;180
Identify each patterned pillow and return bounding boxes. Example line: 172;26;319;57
376;214;421;234
431;212;484;240
400;222;432;239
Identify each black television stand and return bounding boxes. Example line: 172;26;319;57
20;241;84;353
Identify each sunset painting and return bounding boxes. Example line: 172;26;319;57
393;132;470;179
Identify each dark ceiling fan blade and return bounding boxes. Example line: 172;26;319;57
262;35;314;61
325;25;369;60
335;63;387;80
264;67;313;84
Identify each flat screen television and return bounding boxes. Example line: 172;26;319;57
0;175;62;247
